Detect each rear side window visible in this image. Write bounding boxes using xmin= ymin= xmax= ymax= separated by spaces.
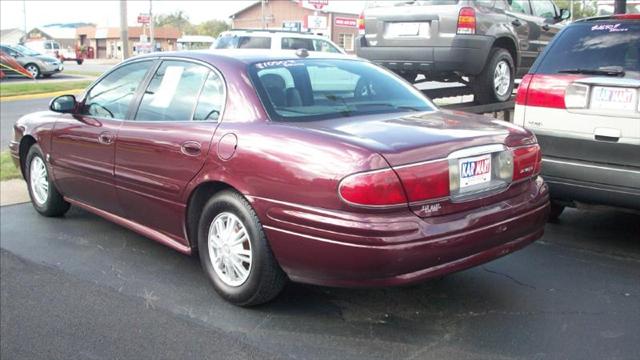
xmin=531 ymin=0 xmax=556 ymax=18
xmin=193 ymin=71 xmax=225 ymax=121
xmin=509 ymin=0 xmax=530 ymax=14
xmin=536 ymin=22 xmax=640 ymax=76
xmin=135 ymin=61 xmax=209 ymax=121
xmin=238 ymin=36 xmax=271 ymax=49
xmin=281 ymin=37 xmax=314 ymax=51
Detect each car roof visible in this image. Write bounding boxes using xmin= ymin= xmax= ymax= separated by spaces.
xmin=219 ymin=29 xmax=330 ymax=39
xmin=130 ymin=49 xmax=361 ymax=66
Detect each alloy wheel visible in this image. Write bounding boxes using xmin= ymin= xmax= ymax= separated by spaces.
xmin=207 ymin=212 xmax=253 ymax=287
xmin=29 ymin=156 xmax=49 ymax=206
xmin=493 ymin=60 xmax=511 ymax=98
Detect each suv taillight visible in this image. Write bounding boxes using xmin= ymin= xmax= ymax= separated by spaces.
xmin=358 ymin=12 xmax=365 ymax=35
xmin=515 ymin=74 xmax=584 ymax=109
xmin=339 ymin=168 xmax=407 ymax=207
xmin=457 ymin=7 xmax=476 ymax=35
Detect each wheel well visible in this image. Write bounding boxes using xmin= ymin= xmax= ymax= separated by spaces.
xmin=493 ymin=37 xmax=518 ymax=68
xmin=18 ymin=135 xmax=37 ymax=179
xmin=185 ymin=181 xmax=235 ymax=250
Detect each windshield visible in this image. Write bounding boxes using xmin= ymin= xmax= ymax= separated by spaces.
xmin=536 ymin=21 xmax=640 ymax=78
xmin=12 ymin=44 xmax=41 ymax=56
xmin=249 ymin=59 xmax=435 ymax=122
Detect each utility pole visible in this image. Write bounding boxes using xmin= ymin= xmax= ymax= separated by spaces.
xmin=22 ymin=0 xmax=27 ymax=35
xmin=261 ymin=0 xmax=265 ymax=29
xmin=149 ymin=0 xmax=154 ymax=52
xmin=119 ymin=0 xmax=130 ymax=60
xmin=614 ymin=0 xmax=627 ymax=14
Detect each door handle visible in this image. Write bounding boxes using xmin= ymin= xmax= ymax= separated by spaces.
xmin=512 ymin=19 xmax=522 ymax=27
xmin=542 ymin=24 xmax=550 ymax=31
xmin=181 ymin=141 xmax=201 ymax=156
xmin=98 ymin=132 xmax=114 ymax=145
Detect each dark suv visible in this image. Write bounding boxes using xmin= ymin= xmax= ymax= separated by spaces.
xmin=356 ymin=0 xmax=570 ymax=103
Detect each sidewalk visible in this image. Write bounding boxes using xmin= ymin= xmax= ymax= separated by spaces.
xmin=0 ymin=179 xmax=29 ymax=206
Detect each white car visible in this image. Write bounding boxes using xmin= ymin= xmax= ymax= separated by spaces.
xmin=514 ymin=14 xmax=640 ymax=219
xmin=23 ymin=40 xmax=84 ymax=64
xmin=211 ymin=29 xmax=346 ymax=54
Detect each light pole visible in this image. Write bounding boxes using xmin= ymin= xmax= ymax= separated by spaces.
xmin=614 ymin=0 xmax=627 ymax=14
xmin=149 ymin=0 xmax=154 ymax=52
xmin=120 ymin=0 xmax=130 ymax=59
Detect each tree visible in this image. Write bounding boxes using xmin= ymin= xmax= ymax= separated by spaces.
xmin=154 ymin=10 xmax=192 ymax=32
xmin=191 ymin=20 xmax=230 ymax=37
xmin=555 ymin=0 xmax=598 ymax=20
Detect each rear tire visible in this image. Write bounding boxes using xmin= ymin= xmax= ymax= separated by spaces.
xmin=472 ymin=48 xmax=514 ymax=104
xmin=76 ymin=59 xmax=84 ymax=65
xmin=26 ymin=144 xmax=70 ymax=217
xmin=197 ymin=190 xmax=286 ymax=306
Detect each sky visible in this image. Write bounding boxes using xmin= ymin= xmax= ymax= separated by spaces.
xmin=0 ymin=0 xmax=367 ymax=30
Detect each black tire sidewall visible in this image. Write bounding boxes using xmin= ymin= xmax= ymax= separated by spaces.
xmin=26 ymin=63 xmax=40 ymax=78
xmin=474 ymin=48 xmax=515 ymax=104
xmin=197 ymin=191 xmax=274 ymax=305
xmin=26 ymin=145 xmax=53 ymax=214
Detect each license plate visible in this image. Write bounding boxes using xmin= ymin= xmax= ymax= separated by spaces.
xmin=387 ymin=22 xmax=421 ymax=36
xmin=459 ymin=154 xmax=492 ymax=188
xmin=590 ymin=86 xmax=637 ymax=111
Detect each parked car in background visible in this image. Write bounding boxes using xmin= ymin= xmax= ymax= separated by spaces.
xmin=0 ymin=44 xmax=63 ymax=78
xmin=212 ymin=29 xmax=346 ymax=54
xmin=356 ymin=0 xmax=570 ymax=103
xmin=514 ymin=14 xmax=640 ymax=219
xmin=9 ymin=50 xmax=549 ymax=306
xmin=23 ymin=39 xmax=84 ymax=64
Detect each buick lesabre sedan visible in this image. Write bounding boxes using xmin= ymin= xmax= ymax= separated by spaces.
xmin=9 ymin=50 xmax=549 ymax=306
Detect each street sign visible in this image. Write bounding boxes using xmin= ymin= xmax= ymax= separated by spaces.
xmin=308 ymin=0 xmax=328 ymax=10
xmin=283 ymin=21 xmax=302 ymax=32
xmin=334 ymin=17 xmax=357 ymax=28
xmin=137 ymin=13 xmax=151 ymax=24
xmin=307 ymin=15 xmax=328 ymax=29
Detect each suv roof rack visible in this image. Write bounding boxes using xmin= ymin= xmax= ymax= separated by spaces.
xmin=575 ymin=13 xmax=640 ymax=22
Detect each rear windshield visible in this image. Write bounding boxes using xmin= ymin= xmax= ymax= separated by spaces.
xmin=214 ymin=35 xmax=271 ymax=49
xmin=249 ymin=59 xmax=434 ymax=122
xmin=536 ymin=21 xmax=640 ymax=77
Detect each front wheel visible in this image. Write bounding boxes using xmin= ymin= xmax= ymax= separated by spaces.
xmin=24 ymin=63 xmax=41 ymax=79
xmin=197 ymin=190 xmax=286 ymax=306
xmin=472 ymin=48 xmax=515 ymax=104
xmin=26 ymin=144 xmax=70 ymax=217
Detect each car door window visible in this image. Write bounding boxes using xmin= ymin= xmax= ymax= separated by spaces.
xmin=281 ymin=37 xmax=314 ymax=50
xmin=135 ymin=60 xmax=209 ymax=121
xmin=193 ymin=71 xmax=225 ymax=121
xmin=510 ymin=0 xmax=530 ymax=14
xmin=312 ymin=39 xmax=341 ymax=53
xmin=531 ymin=0 xmax=556 ymax=19
xmin=81 ymin=60 xmax=152 ymax=119
xmin=237 ymin=36 xmax=271 ymax=49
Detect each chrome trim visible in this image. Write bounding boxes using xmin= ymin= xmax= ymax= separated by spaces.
xmin=543 ymin=158 xmax=640 ymax=175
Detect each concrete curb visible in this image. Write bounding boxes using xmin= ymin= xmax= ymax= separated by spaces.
xmin=0 ymin=179 xmax=29 ymax=206
xmin=0 ymin=89 xmax=86 ymax=102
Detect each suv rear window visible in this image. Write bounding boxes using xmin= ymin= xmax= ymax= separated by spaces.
xmin=249 ymin=59 xmax=434 ymax=122
xmin=535 ymin=21 xmax=640 ymax=77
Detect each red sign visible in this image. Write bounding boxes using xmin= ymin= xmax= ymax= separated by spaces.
xmin=137 ymin=14 xmax=150 ymax=24
xmin=308 ymin=0 xmax=328 ymax=9
xmin=335 ymin=17 xmax=357 ymax=28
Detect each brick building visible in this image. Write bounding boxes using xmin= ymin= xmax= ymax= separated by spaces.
xmin=229 ymin=0 xmax=360 ymax=53
xmin=76 ymin=26 xmax=180 ymax=59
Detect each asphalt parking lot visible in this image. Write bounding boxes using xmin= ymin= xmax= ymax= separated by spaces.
xmin=1 ymin=203 xmax=639 ymax=360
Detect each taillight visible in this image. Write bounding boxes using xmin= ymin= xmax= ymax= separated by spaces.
xmin=515 ymin=74 xmax=533 ymax=105
xmin=564 ymin=82 xmax=590 ymax=109
xmin=457 ymin=7 xmax=476 ymax=35
xmin=394 ymin=160 xmax=450 ymax=203
xmin=518 ymin=74 xmax=586 ymax=109
xmin=613 ymin=14 xmax=640 ymax=20
xmin=358 ymin=12 xmax=365 ymax=35
xmin=512 ymin=144 xmax=541 ymax=181
xmin=339 ymin=168 xmax=407 ymax=207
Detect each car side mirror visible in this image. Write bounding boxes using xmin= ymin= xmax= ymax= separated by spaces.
xmin=559 ymin=8 xmax=571 ymax=21
xmin=49 ymin=95 xmax=77 ymax=113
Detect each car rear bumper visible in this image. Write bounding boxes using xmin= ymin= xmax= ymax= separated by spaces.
xmin=355 ymin=35 xmax=493 ymax=76
xmin=542 ymin=156 xmax=640 ymax=210
xmin=250 ymin=177 xmax=549 ymax=287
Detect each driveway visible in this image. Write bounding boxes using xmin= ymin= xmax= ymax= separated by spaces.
xmin=1 ymin=203 xmax=639 ymax=359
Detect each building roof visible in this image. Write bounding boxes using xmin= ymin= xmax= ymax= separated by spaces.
xmin=1 ymin=28 xmax=25 ymax=37
xmin=39 ymin=26 xmax=77 ymax=39
xmin=229 ymin=0 xmax=362 ymax=18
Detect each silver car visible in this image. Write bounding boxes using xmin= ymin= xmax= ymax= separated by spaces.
xmin=0 ymin=44 xmax=63 ymax=78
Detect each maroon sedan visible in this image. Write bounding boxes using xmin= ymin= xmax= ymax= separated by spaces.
xmin=9 ymin=50 xmax=549 ymax=306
